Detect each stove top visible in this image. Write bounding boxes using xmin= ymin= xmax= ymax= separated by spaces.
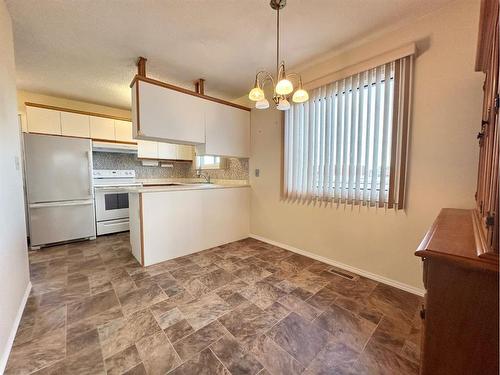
xmin=93 ymin=169 xmax=141 ymax=187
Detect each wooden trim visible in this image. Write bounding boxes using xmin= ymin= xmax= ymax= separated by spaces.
xmin=137 ymin=57 xmax=147 ymax=77
xmin=194 ymin=79 xmax=205 ymax=95
xmin=130 ymin=75 xmax=251 ymax=112
xmin=25 ymin=102 xmax=131 ymax=122
xmin=139 ymin=193 xmax=145 ymax=266
xmin=26 ymin=132 xmax=137 ymax=145
xmin=135 ymin=81 xmax=141 ymax=134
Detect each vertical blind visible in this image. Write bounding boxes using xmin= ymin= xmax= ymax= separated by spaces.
xmin=284 ymin=55 xmax=412 ymax=208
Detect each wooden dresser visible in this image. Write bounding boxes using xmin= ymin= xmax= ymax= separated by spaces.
xmin=416 ymin=209 xmax=499 ymax=375
xmin=416 ymin=1 xmax=499 ymax=374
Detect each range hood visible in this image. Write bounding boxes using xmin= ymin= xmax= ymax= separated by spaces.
xmin=92 ymin=141 xmax=138 ymax=154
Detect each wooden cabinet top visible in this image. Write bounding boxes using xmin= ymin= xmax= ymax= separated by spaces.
xmin=416 ymin=208 xmax=499 ymax=272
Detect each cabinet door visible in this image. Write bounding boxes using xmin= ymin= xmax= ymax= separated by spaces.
xmin=158 ymin=142 xmax=177 ymax=160
xmin=176 ymin=144 xmax=193 ymax=161
xmin=61 ymin=112 xmax=90 ymax=138
xmin=137 ymin=140 xmax=158 ymax=159
xmin=136 ymin=80 xmax=205 ymax=144
xmin=114 ymin=120 xmax=134 ymax=143
xmin=204 ymin=101 xmax=250 ymax=157
xmin=90 ymin=116 xmax=115 ymax=141
xmin=26 ymin=106 xmax=61 ymax=135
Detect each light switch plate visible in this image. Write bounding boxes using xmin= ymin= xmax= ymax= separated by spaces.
xmin=255 ymin=168 xmax=260 ymax=177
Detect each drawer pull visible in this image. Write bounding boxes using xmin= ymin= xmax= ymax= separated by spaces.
xmin=420 ymin=306 xmax=426 ymax=320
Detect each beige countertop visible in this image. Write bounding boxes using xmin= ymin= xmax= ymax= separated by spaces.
xmin=133 ymin=183 xmax=250 ymax=193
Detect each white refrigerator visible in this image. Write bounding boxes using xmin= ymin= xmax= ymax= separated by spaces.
xmin=24 ymin=133 xmax=96 ymax=249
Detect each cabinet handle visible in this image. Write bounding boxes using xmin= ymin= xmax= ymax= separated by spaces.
xmin=420 ymin=306 xmax=426 ymax=320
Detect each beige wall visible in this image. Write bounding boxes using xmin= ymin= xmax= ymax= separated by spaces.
xmin=0 ymin=1 xmax=30 ymax=371
xmin=17 ymin=90 xmax=131 ymax=131
xmin=248 ymin=0 xmax=483 ymax=291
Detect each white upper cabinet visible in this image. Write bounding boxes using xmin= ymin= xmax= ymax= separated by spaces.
xmin=132 ymin=80 xmax=205 ymax=144
xmin=27 ymin=106 xmax=61 ymax=135
xmin=132 ymin=78 xmax=251 ymax=158
xmin=90 ymin=116 xmax=115 ymax=141
xmin=114 ymin=120 xmax=134 ymax=143
xmin=60 ymin=112 xmax=90 ymax=138
xmin=157 ymin=142 xmax=177 ymax=160
xmin=176 ymin=144 xmax=194 ymax=161
xmin=199 ymin=100 xmax=250 ymax=158
xmin=137 ymin=140 xmax=158 ymax=159
xmin=138 ymin=140 xmax=193 ymax=161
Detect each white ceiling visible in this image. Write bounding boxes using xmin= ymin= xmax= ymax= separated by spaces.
xmin=7 ymin=0 xmax=454 ymax=109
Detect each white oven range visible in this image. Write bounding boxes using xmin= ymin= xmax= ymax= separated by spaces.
xmin=93 ymin=169 xmax=142 ymax=235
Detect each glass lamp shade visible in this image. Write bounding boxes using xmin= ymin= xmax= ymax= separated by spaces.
xmin=277 ymin=98 xmax=291 ymax=111
xmin=248 ymin=87 xmax=265 ymax=101
xmin=255 ymin=98 xmax=270 ymax=109
xmin=275 ymin=79 xmax=294 ymax=95
xmin=292 ymin=89 xmax=309 ymax=103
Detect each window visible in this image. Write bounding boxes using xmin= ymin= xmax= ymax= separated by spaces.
xmin=283 ymin=55 xmax=412 ymax=209
xmin=195 ymin=155 xmax=222 ymax=170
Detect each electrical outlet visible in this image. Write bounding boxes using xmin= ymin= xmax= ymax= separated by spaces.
xmin=255 ymin=168 xmax=260 ymax=177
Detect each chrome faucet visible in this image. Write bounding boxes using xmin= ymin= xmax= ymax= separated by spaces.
xmin=196 ymin=169 xmax=211 ymax=183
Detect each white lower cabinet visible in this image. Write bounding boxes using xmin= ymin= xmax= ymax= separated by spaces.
xmin=61 ymin=112 xmax=90 ymax=138
xmin=27 ymin=106 xmax=61 ymax=135
xmin=129 ymin=187 xmax=250 ymax=266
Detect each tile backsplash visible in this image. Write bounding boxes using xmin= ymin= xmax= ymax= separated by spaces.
xmin=92 ymin=152 xmax=249 ymax=180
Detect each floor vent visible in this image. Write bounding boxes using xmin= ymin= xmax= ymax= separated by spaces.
xmin=328 ymin=268 xmax=356 ymax=280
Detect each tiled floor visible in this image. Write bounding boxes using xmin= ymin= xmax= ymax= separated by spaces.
xmin=6 ymin=233 xmax=423 ymax=375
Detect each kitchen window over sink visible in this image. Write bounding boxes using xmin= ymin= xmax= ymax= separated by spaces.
xmin=196 ymin=155 xmax=223 ymax=170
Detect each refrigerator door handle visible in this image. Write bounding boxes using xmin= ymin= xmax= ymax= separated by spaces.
xmin=87 ymin=150 xmax=93 ymax=195
xmin=29 ymin=200 xmax=94 ymax=208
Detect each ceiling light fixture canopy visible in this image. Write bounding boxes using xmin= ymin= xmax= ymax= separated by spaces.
xmin=248 ymin=0 xmax=309 ymax=111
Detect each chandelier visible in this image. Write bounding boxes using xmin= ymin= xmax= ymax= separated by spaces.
xmin=248 ymin=0 xmax=309 ymax=111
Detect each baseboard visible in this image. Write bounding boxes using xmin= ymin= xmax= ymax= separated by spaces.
xmin=0 ymin=281 xmax=32 ymax=374
xmin=249 ymin=234 xmax=425 ymax=297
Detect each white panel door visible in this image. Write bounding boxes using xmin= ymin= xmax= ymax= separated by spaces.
xmin=158 ymin=142 xmax=177 ymax=160
xmin=90 ymin=116 xmax=115 ymax=141
xmin=61 ymin=112 xmax=90 ymax=138
xmin=114 ymin=120 xmax=134 ymax=143
xmin=138 ymin=80 xmax=205 ymax=144
xmin=27 ymin=106 xmax=61 ymax=135
xmin=204 ymin=101 xmax=250 ymax=157
xmin=137 ymin=140 xmax=158 ymax=159
xmin=176 ymin=144 xmax=194 ymax=160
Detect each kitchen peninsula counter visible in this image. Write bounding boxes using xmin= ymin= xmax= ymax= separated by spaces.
xmin=128 ymin=184 xmax=250 ymax=266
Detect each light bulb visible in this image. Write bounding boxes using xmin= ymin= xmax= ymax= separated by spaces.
xmin=275 ymin=79 xmax=294 ymax=95
xmin=277 ymin=98 xmax=290 ymax=111
xmin=256 ymin=98 xmax=269 ymax=109
xmin=248 ymin=87 xmax=265 ymax=101
xmin=292 ymin=89 xmax=309 ymax=103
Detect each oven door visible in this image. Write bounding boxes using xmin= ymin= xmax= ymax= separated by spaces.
xmin=95 ymin=189 xmax=130 ymax=222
